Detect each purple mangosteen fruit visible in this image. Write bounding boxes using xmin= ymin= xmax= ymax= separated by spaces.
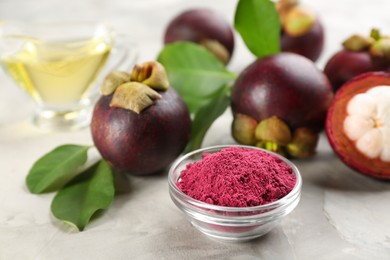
xmin=91 ymin=61 xmax=191 ymax=175
xmin=324 ymin=29 xmax=390 ymax=92
xmin=231 ymin=52 xmax=333 ymax=158
xmin=163 ymin=8 xmax=235 ymax=64
xmin=277 ymin=0 xmax=324 ymax=62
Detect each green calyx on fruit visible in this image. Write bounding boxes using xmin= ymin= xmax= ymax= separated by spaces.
xmin=256 ymin=141 xmax=287 ymax=157
xmin=343 ymin=85 xmax=390 ymax=162
xmin=286 ymin=128 xmax=319 ymax=158
xmin=101 ymin=61 xmax=170 ymax=114
xmin=232 ymin=113 xmax=257 ymax=145
xmin=255 ymin=116 xmax=292 ymax=146
xmin=276 ymin=0 xmax=316 ymax=37
xmin=342 ymin=35 xmax=374 ymax=52
xmin=370 ymin=28 xmax=381 ymax=41
xmin=283 ymin=6 xmax=316 ymax=37
xmin=276 ymin=0 xmax=298 ymax=25
xmin=232 ymin=113 xmax=319 ymax=158
xmin=342 ymin=29 xmax=390 ymax=60
xmin=369 ymin=38 xmax=390 ymax=59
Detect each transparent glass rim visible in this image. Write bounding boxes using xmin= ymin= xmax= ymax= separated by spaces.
xmin=0 ymin=20 xmax=115 ymax=46
xmin=168 ymin=144 xmax=303 ymax=213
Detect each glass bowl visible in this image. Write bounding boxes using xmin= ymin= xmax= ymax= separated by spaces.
xmin=168 ymin=145 xmax=302 ymax=241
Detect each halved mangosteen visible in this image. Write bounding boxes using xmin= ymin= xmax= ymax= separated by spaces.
xmin=326 ymin=71 xmax=390 ymax=179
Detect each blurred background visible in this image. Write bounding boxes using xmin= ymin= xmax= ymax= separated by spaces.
xmin=1 ymin=0 xmax=389 ymax=127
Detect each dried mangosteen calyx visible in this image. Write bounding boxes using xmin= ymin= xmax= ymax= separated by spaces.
xmin=100 ymin=61 xmax=170 ymax=113
xmin=343 ymin=85 xmax=390 ymax=162
xmin=101 ymin=71 xmax=132 ymax=95
xmin=255 ymin=116 xmax=292 ymax=146
xmin=200 ymin=38 xmax=230 ymax=65
xmin=130 ymin=61 xmax=169 ymax=91
xmin=110 ymin=82 xmax=162 ymax=114
xmin=286 ymin=128 xmax=319 ymax=158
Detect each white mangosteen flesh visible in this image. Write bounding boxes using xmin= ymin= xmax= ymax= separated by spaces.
xmin=343 ymin=86 xmax=390 ymax=162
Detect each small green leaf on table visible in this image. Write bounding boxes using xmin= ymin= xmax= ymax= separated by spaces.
xmin=51 ymin=160 xmax=114 ymax=231
xmin=157 ymin=42 xmax=237 ymax=114
xmin=184 ymin=86 xmax=231 ymax=152
xmin=234 ymin=0 xmax=281 ymax=58
xmin=26 ymin=144 xmax=92 ymax=194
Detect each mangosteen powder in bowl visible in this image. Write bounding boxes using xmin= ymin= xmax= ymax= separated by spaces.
xmin=168 ymin=145 xmax=302 ymax=241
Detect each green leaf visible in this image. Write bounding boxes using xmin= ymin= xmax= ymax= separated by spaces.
xmin=157 ymin=42 xmax=237 ymax=113
xmin=51 ymin=160 xmax=114 ymax=231
xmin=26 ymin=144 xmax=92 ymax=194
xmin=234 ymin=0 xmax=281 ymax=58
xmin=184 ymin=86 xmax=231 ymax=152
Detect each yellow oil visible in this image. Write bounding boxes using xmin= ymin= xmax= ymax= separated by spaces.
xmin=1 ymin=38 xmax=111 ymax=105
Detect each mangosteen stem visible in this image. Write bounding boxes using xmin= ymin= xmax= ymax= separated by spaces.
xmin=370 ymin=28 xmax=381 ymax=41
xmin=130 ymin=61 xmax=169 ymax=91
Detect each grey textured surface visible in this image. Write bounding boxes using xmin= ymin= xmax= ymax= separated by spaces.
xmin=1 ymin=0 xmax=390 ymax=259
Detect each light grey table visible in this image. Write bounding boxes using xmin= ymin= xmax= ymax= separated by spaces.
xmin=1 ymin=0 xmax=390 ymax=259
